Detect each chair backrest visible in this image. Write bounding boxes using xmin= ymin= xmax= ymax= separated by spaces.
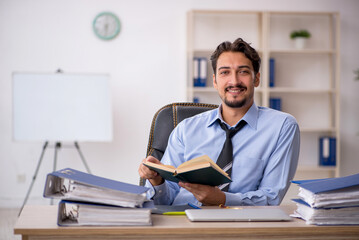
xmin=140 ymin=102 xmax=218 ymax=186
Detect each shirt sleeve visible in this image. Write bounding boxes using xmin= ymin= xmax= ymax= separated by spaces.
xmin=225 ymin=116 xmax=300 ymax=206
xmin=147 ymin=125 xmax=185 ymax=205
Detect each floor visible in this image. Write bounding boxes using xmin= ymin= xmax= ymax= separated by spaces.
xmin=0 ymin=208 xmax=21 ymax=240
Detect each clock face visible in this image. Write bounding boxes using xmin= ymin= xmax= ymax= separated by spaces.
xmin=93 ymin=12 xmax=121 ymax=40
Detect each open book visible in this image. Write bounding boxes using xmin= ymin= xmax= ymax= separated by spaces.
xmin=143 ymin=155 xmax=231 ymax=186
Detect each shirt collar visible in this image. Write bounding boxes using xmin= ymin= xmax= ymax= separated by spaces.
xmin=207 ymin=103 xmax=258 ymax=130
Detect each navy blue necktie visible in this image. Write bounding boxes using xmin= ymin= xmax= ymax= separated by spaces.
xmin=216 ymin=120 xmax=247 ymax=191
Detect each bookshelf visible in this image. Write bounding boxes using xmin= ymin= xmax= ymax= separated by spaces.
xmin=186 ymin=10 xmax=340 ymax=181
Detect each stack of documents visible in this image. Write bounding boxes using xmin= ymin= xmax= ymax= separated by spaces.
xmin=44 ymin=168 xmax=152 ymax=226
xmin=58 ymin=200 xmax=152 ymax=226
xmin=291 ymin=173 xmax=359 ymax=225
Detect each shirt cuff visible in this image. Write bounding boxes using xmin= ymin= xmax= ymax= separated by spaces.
xmin=153 ymin=182 xmax=167 ymax=199
xmin=224 ymin=192 xmax=243 ymax=206
xmin=144 ymin=179 xmax=167 ymax=200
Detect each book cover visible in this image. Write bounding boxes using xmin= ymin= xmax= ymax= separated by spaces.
xmin=269 ymin=58 xmax=275 ymax=87
xmin=193 ymin=57 xmax=200 ymax=87
xmin=193 ymin=57 xmax=207 ymax=87
xmin=199 ymin=57 xmax=207 ymax=87
xmin=143 ymin=155 xmax=231 ymax=186
xmin=319 ymin=137 xmax=336 ymax=166
xmin=269 ymin=98 xmax=281 ymax=111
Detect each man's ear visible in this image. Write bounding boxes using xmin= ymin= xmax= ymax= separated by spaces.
xmin=254 ymin=72 xmax=260 ymax=87
xmin=213 ymin=74 xmax=218 ymax=89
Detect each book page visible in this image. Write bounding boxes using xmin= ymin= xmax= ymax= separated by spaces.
xmin=143 ymin=162 xmax=176 ymax=172
xmin=177 ymin=155 xmax=213 ymax=168
xmin=177 ymin=155 xmax=228 ymax=177
xmin=176 ymin=162 xmax=211 ymax=174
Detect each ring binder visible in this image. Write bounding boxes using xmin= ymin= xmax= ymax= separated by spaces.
xmin=44 ymin=168 xmax=150 ymax=208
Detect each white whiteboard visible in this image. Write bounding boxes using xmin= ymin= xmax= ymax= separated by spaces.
xmin=13 ymin=72 xmax=113 ymax=142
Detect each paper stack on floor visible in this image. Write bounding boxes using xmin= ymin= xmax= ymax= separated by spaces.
xmin=291 ymin=173 xmax=359 ymax=225
xmin=44 ymin=168 xmax=152 ymax=226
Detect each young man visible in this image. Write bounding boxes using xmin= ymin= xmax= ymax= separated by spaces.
xmin=138 ymin=38 xmax=300 ymax=206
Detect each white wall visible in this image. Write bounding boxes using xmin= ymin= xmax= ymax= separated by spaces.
xmin=1 ymin=0 xmax=359 ymax=207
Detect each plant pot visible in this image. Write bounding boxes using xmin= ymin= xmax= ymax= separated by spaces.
xmin=294 ymin=37 xmax=307 ymax=49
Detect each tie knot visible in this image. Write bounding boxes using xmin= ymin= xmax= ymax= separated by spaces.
xmin=218 ymin=120 xmax=247 ymax=139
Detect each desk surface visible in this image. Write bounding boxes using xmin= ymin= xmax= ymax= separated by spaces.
xmin=14 ymin=205 xmax=359 ymax=240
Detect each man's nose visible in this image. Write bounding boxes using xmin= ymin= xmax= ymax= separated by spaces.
xmin=229 ymin=71 xmax=242 ymax=85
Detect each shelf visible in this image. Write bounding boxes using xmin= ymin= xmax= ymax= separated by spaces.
xmin=297 ymin=165 xmax=336 ymax=172
xmin=190 ymin=87 xmax=266 ymax=94
xmin=192 ymin=49 xmax=213 ymax=54
xmin=193 ymin=49 xmax=264 ymax=54
xmin=268 ymin=88 xmax=336 ymax=94
xmin=300 ymin=127 xmax=337 ymax=133
xmin=187 ymin=10 xmax=340 ymax=178
xmin=270 ymin=49 xmax=336 ymax=54
xmin=191 ymin=87 xmax=216 ymax=93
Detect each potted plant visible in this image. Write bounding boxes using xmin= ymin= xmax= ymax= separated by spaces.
xmin=290 ymin=30 xmax=311 ymax=49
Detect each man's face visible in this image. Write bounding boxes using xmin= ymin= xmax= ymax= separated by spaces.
xmin=213 ymin=51 xmax=260 ymax=109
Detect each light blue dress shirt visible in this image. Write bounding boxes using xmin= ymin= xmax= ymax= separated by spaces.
xmin=145 ymin=103 xmax=300 ymax=206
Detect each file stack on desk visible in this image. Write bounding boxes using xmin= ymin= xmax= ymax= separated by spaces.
xmin=43 ymin=168 xmax=152 ymax=226
xmin=291 ymin=173 xmax=359 ymax=225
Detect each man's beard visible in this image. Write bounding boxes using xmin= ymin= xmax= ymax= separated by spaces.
xmin=221 ymin=84 xmax=249 ymax=108
xmin=223 ymin=97 xmax=247 ymax=108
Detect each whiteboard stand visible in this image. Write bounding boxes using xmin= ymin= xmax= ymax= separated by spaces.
xmin=18 ymin=141 xmax=91 ymax=216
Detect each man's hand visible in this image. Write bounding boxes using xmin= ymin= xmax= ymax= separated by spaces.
xmin=178 ymin=182 xmax=226 ymax=206
xmin=138 ymin=156 xmax=164 ymax=186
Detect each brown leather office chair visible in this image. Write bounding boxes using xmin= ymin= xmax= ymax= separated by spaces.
xmin=139 ymin=102 xmax=218 ymax=186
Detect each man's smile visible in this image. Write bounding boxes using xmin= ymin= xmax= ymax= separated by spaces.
xmin=225 ymin=86 xmax=247 ymax=94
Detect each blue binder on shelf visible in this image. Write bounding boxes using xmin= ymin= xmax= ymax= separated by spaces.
xmin=319 ymin=137 xmax=336 ymax=166
xmin=193 ymin=97 xmax=200 ymax=103
xmin=269 ymin=98 xmax=281 ymax=111
xmin=43 ymin=168 xmax=149 ymax=208
xmin=269 ymin=58 xmax=275 ymax=87
xmin=193 ymin=57 xmax=207 ymax=87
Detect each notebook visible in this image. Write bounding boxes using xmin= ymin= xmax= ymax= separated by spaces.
xmin=185 ymin=208 xmax=292 ymax=222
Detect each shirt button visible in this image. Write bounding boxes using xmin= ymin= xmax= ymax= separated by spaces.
xmin=158 ymin=190 xmax=163 ymax=193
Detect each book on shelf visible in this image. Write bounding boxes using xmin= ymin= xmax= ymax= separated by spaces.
xmin=319 ymin=136 xmax=336 ymax=166
xmin=43 ymin=168 xmax=150 ymax=208
xmin=291 ymin=173 xmax=359 ymax=225
xmin=269 ymin=58 xmax=275 ymax=87
xmin=269 ymin=98 xmax=281 ymax=111
xmin=193 ymin=57 xmax=207 ymax=87
xmin=58 ymin=200 xmax=152 ymax=226
xmin=143 ymin=155 xmax=231 ymax=186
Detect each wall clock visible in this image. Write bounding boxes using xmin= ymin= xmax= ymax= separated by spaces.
xmin=93 ymin=12 xmax=121 ymax=40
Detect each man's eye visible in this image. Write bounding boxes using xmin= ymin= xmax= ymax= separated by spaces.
xmin=239 ymin=70 xmax=250 ymax=75
xmin=220 ymin=71 xmax=229 ymax=75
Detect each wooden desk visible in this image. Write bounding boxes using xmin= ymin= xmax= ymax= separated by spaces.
xmin=14 ymin=205 xmax=359 ymax=240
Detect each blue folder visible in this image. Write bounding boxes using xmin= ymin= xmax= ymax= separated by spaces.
xmin=292 ymin=173 xmax=359 ymax=193
xmin=43 ymin=168 xmax=149 ymax=208
xmin=44 ymin=168 xmax=148 ymax=195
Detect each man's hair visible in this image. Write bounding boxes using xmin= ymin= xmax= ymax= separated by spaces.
xmin=210 ymin=38 xmax=261 ymax=75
